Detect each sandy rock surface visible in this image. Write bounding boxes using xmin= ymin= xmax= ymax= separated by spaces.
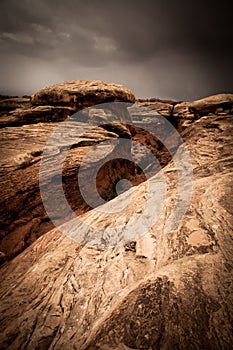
xmin=0 ymin=111 xmax=232 ymax=349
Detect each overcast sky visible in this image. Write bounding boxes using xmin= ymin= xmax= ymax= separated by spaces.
xmin=0 ymin=0 xmax=232 ymax=100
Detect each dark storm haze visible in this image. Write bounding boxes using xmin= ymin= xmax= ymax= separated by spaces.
xmin=0 ymin=0 xmax=232 ymax=100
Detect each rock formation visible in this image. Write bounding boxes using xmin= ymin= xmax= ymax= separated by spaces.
xmin=31 ymin=80 xmax=135 ymax=107
xmin=0 ymin=97 xmax=31 ymax=114
xmin=0 ymin=83 xmax=232 ymax=349
xmin=139 ymin=93 xmax=233 ymax=129
xmin=0 ymin=81 xmax=137 ymax=261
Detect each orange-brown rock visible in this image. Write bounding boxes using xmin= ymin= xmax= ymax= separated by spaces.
xmin=1 ymin=92 xmax=233 ymax=262
xmin=0 ymin=97 xmax=31 ymax=113
xmin=0 ymin=111 xmax=232 ymax=349
xmin=0 ymin=105 xmax=75 ymax=127
xmin=0 ymin=81 xmax=137 ymax=262
xmin=0 ymin=116 xmax=138 ymax=261
xmin=138 ymin=93 xmax=233 ymax=129
xmin=31 ymin=80 xmax=135 ymax=107
xmin=172 ymin=93 xmax=233 ymax=128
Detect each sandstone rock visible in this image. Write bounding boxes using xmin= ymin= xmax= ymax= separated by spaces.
xmin=1 ymin=91 xmax=233 ymax=262
xmin=136 ymin=100 xmax=173 ymax=117
xmin=0 ymin=251 xmax=6 ymax=264
xmin=0 ymin=112 xmax=232 ymax=349
xmin=137 ymin=94 xmax=233 ymax=130
xmin=0 ymin=89 xmax=233 ymax=349
xmin=0 ymin=97 xmax=31 ymax=113
xmin=0 ymin=81 xmax=136 ymax=261
xmin=31 ymin=80 xmax=135 ymax=107
xmin=173 ymin=93 xmax=233 ymax=128
xmin=0 ymin=80 xmax=135 ymax=128
xmin=0 ymin=105 xmax=76 ymax=127
xmin=0 ymin=103 xmax=142 ymax=261
xmin=190 ymin=93 xmax=233 ymax=113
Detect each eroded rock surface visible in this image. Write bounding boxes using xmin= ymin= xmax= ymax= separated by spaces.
xmin=31 ymin=80 xmax=135 ymax=107
xmin=0 ymin=110 xmax=232 ymax=349
xmin=0 ymin=81 xmax=137 ymax=261
xmin=0 ymin=97 xmax=31 ymax=114
xmin=1 ymin=92 xmax=233 ymax=262
xmin=138 ymin=93 xmax=233 ymax=129
xmin=0 ymin=105 xmax=75 ymax=127
xmin=0 ymin=112 xmax=142 ymax=261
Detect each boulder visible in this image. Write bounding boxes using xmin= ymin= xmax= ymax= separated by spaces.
xmin=31 ymin=80 xmax=135 ymax=108
xmin=189 ymin=93 xmax=233 ymax=114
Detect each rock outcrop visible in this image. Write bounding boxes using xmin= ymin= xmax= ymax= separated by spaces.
xmin=0 ymin=97 xmax=31 ymax=114
xmin=137 ymin=100 xmax=173 ymax=117
xmin=1 ymin=90 xmax=233 ymax=263
xmin=31 ymin=80 xmax=135 ymax=107
xmin=0 ymin=81 xmax=138 ymax=261
xmin=0 ymin=107 xmax=232 ymax=349
xmin=0 ymin=80 xmax=135 ymax=128
xmin=0 ymin=106 xmax=74 ymax=128
xmin=0 ymin=121 xmax=128 ymax=260
xmin=172 ymin=93 xmax=233 ymax=128
xmin=138 ymin=93 xmax=233 ymax=129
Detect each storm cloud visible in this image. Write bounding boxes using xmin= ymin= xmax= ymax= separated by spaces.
xmin=0 ymin=0 xmax=232 ymax=99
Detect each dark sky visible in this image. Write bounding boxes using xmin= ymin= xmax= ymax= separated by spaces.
xmin=0 ymin=0 xmax=232 ymax=100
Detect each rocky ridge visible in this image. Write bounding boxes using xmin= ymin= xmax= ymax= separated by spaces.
xmin=0 ymin=82 xmax=232 ymax=349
